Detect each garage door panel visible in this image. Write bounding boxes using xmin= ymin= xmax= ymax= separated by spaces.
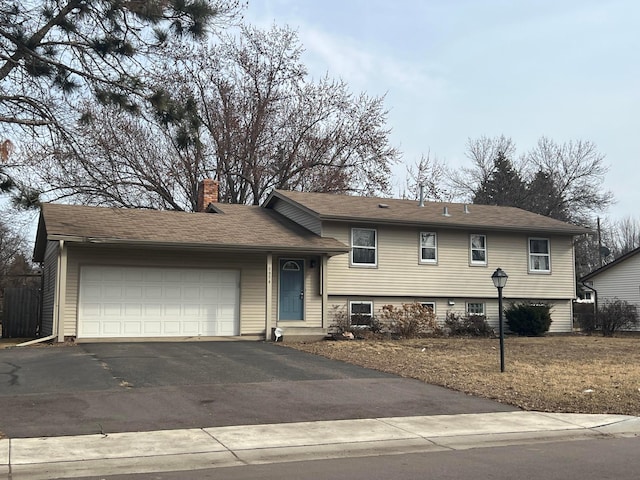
xmin=104 ymin=286 xmax=123 ymax=298
xmin=104 ymin=304 xmax=122 ymax=316
xmin=81 ymin=321 xmax=101 ymax=336
xmin=144 ymin=304 xmax=162 ymax=316
xmin=123 ymin=322 xmax=141 ymax=335
xmin=124 ymin=304 xmax=142 ymax=316
xmin=145 ymin=286 xmax=163 ymax=299
xmin=143 ymin=270 xmax=163 ymax=282
xmin=125 ymin=287 xmax=143 ymax=299
xmin=143 ymin=321 xmax=161 ymax=335
xmin=164 ymin=288 xmax=182 ymax=300
xmin=163 ymin=321 xmax=181 ymax=335
xmin=102 ymin=269 xmax=124 ymax=281
xmin=183 ymin=304 xmax=200 ymax=316
xmin=78 ymin=266 xmax=240 ymax=338
xmin=102 ymin=321 xmax=122 ymax=335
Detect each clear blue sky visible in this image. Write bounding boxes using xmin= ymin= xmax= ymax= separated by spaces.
xmin=244 ymin=0 xmax=640 ymax=221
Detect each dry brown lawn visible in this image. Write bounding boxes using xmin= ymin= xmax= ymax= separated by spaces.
xmin=287 ymin=336 xmax=640 ymax=416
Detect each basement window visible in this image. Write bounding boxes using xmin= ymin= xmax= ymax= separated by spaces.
xmin=349 ymin=301 xmax=373 ymax=326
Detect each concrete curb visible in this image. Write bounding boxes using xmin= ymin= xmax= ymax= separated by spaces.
xmin=2 ymin=412 xmax=639 ymax=479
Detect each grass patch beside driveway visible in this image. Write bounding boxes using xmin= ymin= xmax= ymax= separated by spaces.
xmin=287 ymin=336 xmax=640 ymax=416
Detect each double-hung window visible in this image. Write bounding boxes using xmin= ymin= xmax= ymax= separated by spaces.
xmin=350 ymin=301 xmax=373 ymax=326
xmin=470 ymin=234 xmax=487 ymax=265
xmin=420 ymin=232 xmax=437 ymax=264
xmin=467 ymin=303 xmax=485 ymax=316
xmin=529 ymin=238 xmax=550 ymax=273
xmin=351 ymin=228 xmax=377 ymax=266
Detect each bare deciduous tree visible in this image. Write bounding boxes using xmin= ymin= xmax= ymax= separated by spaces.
xmin=526 ymin=137 xmax=613 ymax=225
xmin=405 ymin=151 xmax=452 ymax=201
xmin=448 ymin=135 xmax=518 ymax=201
xmin=22 ymin=24 xmax=399 ymax=209
xmin=448 ymin=135 xmax=612 ymax=226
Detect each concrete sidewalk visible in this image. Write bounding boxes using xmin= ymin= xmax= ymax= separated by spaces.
xmin=2 ymin=411 xmax=639 ymax=480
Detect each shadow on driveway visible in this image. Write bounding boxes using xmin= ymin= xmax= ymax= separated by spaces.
xmin=0 ymin=342 xmax=517 ymax=438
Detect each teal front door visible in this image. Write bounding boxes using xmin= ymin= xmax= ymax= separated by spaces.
xmin=279 ymin=259 xmax=304 ymax=320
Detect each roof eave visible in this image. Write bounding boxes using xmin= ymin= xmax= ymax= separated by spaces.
xmin=581 ymin=246 xmax=640 ymax=281
xmin=316 ymin=215 xmax=592 ymax=236
xmin=50 ymin=235 xmax=349 ymax=257
xmin=263 ymin=190 xmax=322 ymax=219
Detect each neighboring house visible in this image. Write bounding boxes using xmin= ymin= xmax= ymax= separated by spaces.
xmin=33 ymin=180 xmax=590 ymax=342
xmin=580 ymin=246 xmax=640 ymax=330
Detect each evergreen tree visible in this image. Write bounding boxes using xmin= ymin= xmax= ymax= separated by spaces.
xmin=472 ymin=151 xmax=527 ymax=208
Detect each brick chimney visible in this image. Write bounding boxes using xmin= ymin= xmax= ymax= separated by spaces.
xmin=196 ymin=179 xmax=219 ymax=212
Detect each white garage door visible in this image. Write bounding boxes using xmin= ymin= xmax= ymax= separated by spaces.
xmin=78 ymin=266 xmax=240 ymax=338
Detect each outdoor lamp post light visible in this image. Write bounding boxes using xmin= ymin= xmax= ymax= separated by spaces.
xmin=491 ymin=268 xmax=508 ymax=372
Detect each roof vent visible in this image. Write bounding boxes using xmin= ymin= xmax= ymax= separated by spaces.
xmin=442 ymin=206 xmax=451 ymax=217
xmin=378 ymin=203 xmax=389 ymax=209
xmin=418 ymin=185 xmax=425 ymax=207
xmin=463 ymin=204 xmax=470 ymax=214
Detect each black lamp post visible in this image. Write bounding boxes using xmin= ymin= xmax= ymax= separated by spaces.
xmin=491 ymin=268 xmax=508 ymax=372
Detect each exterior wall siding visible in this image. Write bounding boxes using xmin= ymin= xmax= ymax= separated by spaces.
xmin=323 ymin=223 xmax=576 ymax=300
xmin=63 ymin=245 xmax=268 ymax=337
xmin=328 ymin=296 xmax=573 ymax=333
xmin=271 ymin=200 xmax=322 ymax=235
xmin=322 ymin=222 xmax=576 ymax=332
xmin=591 ymin=254 xmax=640 ymax=331
xmin=40 ymin=241 xmax=59 ymax=336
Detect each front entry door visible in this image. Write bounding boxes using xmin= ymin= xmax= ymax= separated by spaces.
xmin=279 ymin=259 xmax=304 ymax=320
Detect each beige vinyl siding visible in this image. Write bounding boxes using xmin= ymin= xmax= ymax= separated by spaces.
xmin=328 ymin=296 xmax=573 ymax=333
xmin=40 ymin=241 xmax=59 ymax=336
xmin=592 ymin=254 xmax=640 ymax=305
xmin=63 ymin=245 xmax=267 ymax=337
xmin=271 ymin=200 xmax=322 ymax=235
xmin=271 ymin=257 xmax=323 ymax=327
xmin=591 ymin=254 xmax=640 ymax=331
xmin=323 ymin=223 xmax=576 ymax=300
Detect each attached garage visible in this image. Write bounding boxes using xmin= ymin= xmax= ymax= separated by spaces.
xmin=78 ymin=266 xmax=240 ymax=338
xmin=33 ymin=200 xmax=349 ymax=342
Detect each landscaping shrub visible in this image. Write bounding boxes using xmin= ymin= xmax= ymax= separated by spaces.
xmin=574 ymin=302 xmax=597 ymax=334
xmin=329 ymin=305 xmax=351 ymax=334
xmin=444 ymin=312 xmax=494 ymax=337
xmin=379 ymin=303 xmax=441 ymax=338
xmin=598 ymin=299 xmax=638 ymax=336
xmin=328 ymin=305 xmax=382 ymax=339
xmin=505 ymin=302 xmax=552 ymax=336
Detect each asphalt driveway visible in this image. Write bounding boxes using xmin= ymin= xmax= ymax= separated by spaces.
xmin=0 ymin=342 xmax=516 ymax=438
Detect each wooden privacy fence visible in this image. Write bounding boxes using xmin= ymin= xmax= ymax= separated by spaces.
xmin=2 ymin=287 xmax=41 ymax=338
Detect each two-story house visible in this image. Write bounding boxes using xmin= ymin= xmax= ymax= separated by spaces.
xmin=33 ymin=180 xmax=589 ymax=342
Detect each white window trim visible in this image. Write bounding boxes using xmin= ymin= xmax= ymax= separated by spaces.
xmin=419 ymin=232 xmax=438 ymax=264
xmin=351 ymin=228 xmax=377 ymax=267
xmin=467 ymin=302 xmax=485 ymax=316
xmin=349 ymin=300 xmax=374 ymax=327
xmin=528 ymin=237 xmax=551 ymax=273
xmin=420 ymin=302 xmax=436 ymax=314
xmin=470 ymin=234 xmax=487 ymax=266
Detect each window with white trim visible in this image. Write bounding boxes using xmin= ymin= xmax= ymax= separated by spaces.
xmin=351 ymin=228 xmax=377 ymax=266
xmin=467 ymin=303 xmax=485 ymax=316
xmin=419 ymin=232 xmax=437 ymax=263
xmin=349 ymin=301 xmax=373 ymax=326
xmin=420 ymin=302 xmax=436 ymax=314
xmin=529 ymin=238 xmax=550 ymax=272
xmin=470 ymin=234 xmax=487 ymax=265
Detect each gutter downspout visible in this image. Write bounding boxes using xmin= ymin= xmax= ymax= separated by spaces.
xmin=52 ymin=240 xmax=67 ymax=343
xmin=15 ymin=335 xmax=57 ymax=347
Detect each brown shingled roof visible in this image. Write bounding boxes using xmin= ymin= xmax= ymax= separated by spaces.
xmin=33 ymin=202 xmax=349 ymax=262
xmin=267 ymin=190 xmax=591 ymax=235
